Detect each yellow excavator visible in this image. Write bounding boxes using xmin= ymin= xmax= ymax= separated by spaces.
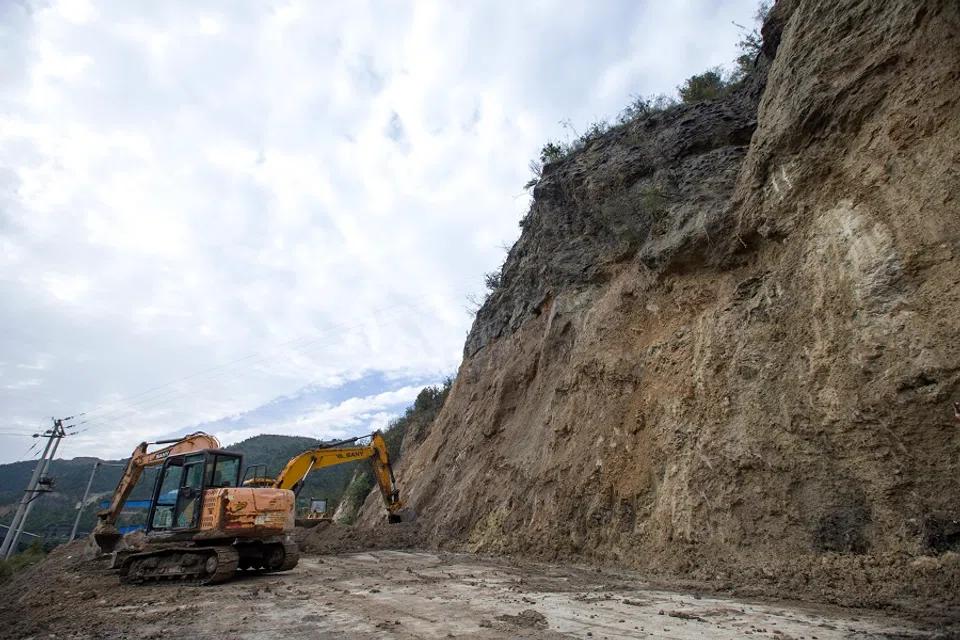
xmin=93 ymin=432 xmax=298 ymax=585
xmin=243 ymin=430 xmax=405 ymax=524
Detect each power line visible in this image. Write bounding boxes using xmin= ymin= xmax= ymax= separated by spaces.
xmin=71 ymin=294 xmax=448 ymax=426
xmin=70 ymin=307 xmax=423 ymax=433
xmin=5 ymin=286 xmax=476 ymax=468
xmin=78 ymin=305 xmax=426 ymax=430
xmin=13 ymin=440 xmax=41 ymax=462
xmin=74 ymin=305 xmax=419 ymax=426
xmin=69 ymin=304 xmax=430 ymax=434
xmin=7 ymin=418 xmax=50 ymax=462
xmin=0 ymin=424 xmax=45 ymax=436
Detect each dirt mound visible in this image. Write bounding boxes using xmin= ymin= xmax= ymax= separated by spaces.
xmin=0 ymin=539 xmax=127 ymax=639
xmin=0 ymin=524 xmax=426 ymax=639
xmin=495 ymin=609 xmax=550 ymax=630
xmin=292 ymin=521 xmax=424 ymax=555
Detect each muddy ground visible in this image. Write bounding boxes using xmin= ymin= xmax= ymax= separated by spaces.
xmin=1 ymin=527 xmax=957 ymax=639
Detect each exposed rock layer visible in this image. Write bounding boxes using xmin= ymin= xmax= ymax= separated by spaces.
xmin=371 ymin=0 xmax=960 ymax=609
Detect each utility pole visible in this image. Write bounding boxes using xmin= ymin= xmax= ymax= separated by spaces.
xmin=69 ymin=461 xmax=100 ymax=542
xmin=68 ymin=461 xmax=125 ymax=542
xmin=0 ymin=424 xmax=55 ymax=558
xmin=1 ymin=418 xmax=68 ymax=559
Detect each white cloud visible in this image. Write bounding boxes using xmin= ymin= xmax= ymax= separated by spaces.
xmin=207 ymin=384 xmax=426 ymax=447
xmin=0 ymin=0 xmax=758 ymax=462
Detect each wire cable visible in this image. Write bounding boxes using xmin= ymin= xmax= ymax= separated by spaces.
xmin=13 ymin=436 xmax=42 ymax=462
xmin=70 ymin=294 xmax=450 ymax=426
xmin=69 ymin=294 xmax=448 ymax=424
xmin=70 ymin=304 xmax=430 ymax=433
xmin=75 ymin=305 xmax=418 ymax=425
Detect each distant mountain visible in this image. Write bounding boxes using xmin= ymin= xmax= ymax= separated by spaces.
xmin=0 ymin=380 xmax=453 ymax=541
xmin=164 ymin=371 xmax=440 ymax=446
xmin=0 ymin=433 xmax=368 ymax=537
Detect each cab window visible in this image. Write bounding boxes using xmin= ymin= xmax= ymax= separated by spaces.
xmin=208 ymin=455 xmax=241 ymax=488
xmin=151 ymin=459 xmax=183 ymax=529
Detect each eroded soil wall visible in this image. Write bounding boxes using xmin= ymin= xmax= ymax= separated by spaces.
xmin=380 ymin=0 xmax=960 ymax=609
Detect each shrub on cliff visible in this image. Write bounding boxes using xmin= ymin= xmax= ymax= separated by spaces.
xmin=731 ymin=1 xmax=771 ymax=82
xmin=617 ymin=93 xmax=678 ymax=124
xmin=678 ymin=67 xmax=731 ymax=103
xmin=522 ymin=0 xmax=770 ymax=188
xmin=483 ymin=270 xmax=501 ymax=291
xmin=676 ymin=2 xmax=770 ymax=103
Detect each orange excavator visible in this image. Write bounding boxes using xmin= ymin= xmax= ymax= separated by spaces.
xmin=244 ymin=430 xmax=405 ymax=524
xmin=93 ymin=432 xmax=298 ymax=584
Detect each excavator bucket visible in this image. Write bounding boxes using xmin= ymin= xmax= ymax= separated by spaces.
xmin=390 ymin=506 xmax=415 ymax=524
xmin=93 ymin=527 xmax=123 ymax=554
xmin=295 ymin=518 xmax=331 ymax=528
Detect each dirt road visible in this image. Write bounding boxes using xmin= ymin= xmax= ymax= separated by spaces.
xmin=2 ymin=542 xmax=952 ymax=639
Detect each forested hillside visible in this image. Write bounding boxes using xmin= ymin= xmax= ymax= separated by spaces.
xmin=0 ymin=433 xmax=368 ymax=536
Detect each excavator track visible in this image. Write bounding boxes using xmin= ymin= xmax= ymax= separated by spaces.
xmin=119 ymin=546 xmax=240 ymax=585
xmin=205 ymin=547 xmax=241 ymax=584
xmin=236 ymin=538 xmax=300 ymax=574
xmin=273 ymin=538 xmax=300 ymax=572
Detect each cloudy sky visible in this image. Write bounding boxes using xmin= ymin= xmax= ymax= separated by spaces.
xmin=0 ymin=0 xmax=757 ymax=463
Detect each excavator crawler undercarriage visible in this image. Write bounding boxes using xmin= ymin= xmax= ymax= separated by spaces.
xmin=117 ymin=538 xmax=300 ymax=585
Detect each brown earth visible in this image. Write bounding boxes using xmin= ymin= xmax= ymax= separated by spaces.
xmin=0 ymin=534 xmax=954 ymax=639
xmin=371 ymin=0 xmax=960 ymax=617
xmin=291 ymin=520 xmax=424 ymax=555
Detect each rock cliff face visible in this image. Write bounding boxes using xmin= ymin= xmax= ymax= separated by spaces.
xmin=380 ymin=0 xmax=960 ymax=606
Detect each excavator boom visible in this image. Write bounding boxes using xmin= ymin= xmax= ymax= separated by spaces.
xmin=274 ymin=444 xmax=375 ymax=493
xmin=252 ymin=431 xmax=403 ymax=520
xmin=93 ymin=431 xmax=220 ymax=550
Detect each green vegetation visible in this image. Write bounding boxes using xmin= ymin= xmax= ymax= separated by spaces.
xmin=337 ymin=379 xmax=454 ymax=523
xmin=0 ymin=456 xmax=150 ymax=536
xmin=466 ymin=261 xmax=506 ymax=312
xmin=337 ymin=471 xmax=374 ymax=525
xmin=382 ymin=379 xmax=453 ymax=456
xmin=677 ymin=66 xmax=730 ymax=103
xmin=483 ymin=270 xmax=501 ymax=292
xmin=600 ymin=183 xmax=673 ymax=250
xmin=616 ymin=93 xmax=679 ymax=124
xmin=0 ymin=540 xmax=46 ymax=582
xmin=731 ymin=1 xmax=770 ymax=82
xmin=523 ymin=1 xmax=771 ymax=192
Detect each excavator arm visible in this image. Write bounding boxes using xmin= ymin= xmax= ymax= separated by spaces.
xmin=93 ymin=431 xmax=220 ymax=550
xmin=266 ymin=431 xmax=403 ymax=520
xmin=368 ymin=432 xmax=403 ymax=522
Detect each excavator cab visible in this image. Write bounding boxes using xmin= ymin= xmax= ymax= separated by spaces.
xmin=308 ymin=498 xmax=328 ymax=517
xmin=147 ymin=450 xmax=243 ymax=533
xmin=295 ymin=497 xmax=332 ymax=528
